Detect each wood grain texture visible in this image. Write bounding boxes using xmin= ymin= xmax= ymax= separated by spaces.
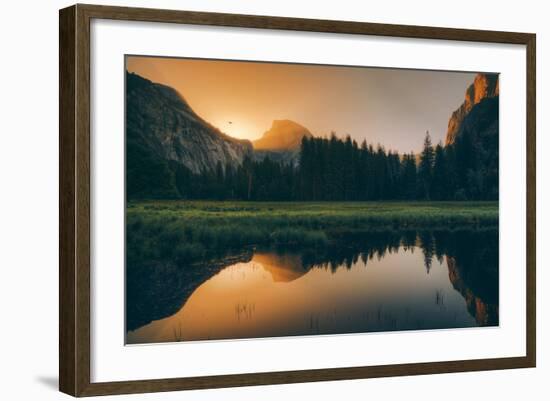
xmin=59 ymin=3 xmax=537 ymax=397
xmin=59 ymin=5 xmax=76 ymax=396
xmin=525 ymin=34 xmax=536 ymax=367
xmin=75 ymin=4 xmax=92 ymax=396
xmin=78 ymin=356 xmax=533 ymax=396
xmin=78 ymin=3 xmax=533 ymax=44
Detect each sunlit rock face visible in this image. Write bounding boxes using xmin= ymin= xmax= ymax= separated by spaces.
xmin=252 ymin=252 xmax=308 ymax=282
xmin=126 ymin=71 xmax=252 ymax=175
xmin=252 ymin=119 xmax=313 ymax=166
xmin=253 ymin=119 xmax=313 ymax=150
xmin=445 ymin=73 xmax=499 ymax=146
xmin=446 ymin=256 xmax=499 ymax=326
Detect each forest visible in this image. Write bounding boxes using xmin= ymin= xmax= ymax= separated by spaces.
xmin=165 ymin=130 xmax=498 ymax=202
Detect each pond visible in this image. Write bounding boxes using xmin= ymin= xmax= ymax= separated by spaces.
xmin=126 ymin=230 xmax=498 ymax=344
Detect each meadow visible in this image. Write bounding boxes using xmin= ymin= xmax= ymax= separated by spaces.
xmin=126 ymin=201 xmax=498 ymax=266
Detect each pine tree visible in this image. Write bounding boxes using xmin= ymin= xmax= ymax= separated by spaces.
xmin=432 ymin=143 xmax=447 ymax=200
xmin=162 ymin=124 xmax=495 ymax=202
xmin=400 ymin=153 xmax=417 ymax=200
xmin=418 ymin=131 xmax=435 ymax=200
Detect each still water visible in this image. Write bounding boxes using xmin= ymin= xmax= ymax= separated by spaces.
xmin=127 ymin=231 xmax=498 ymax=344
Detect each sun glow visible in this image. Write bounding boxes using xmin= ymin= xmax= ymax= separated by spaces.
xmin=209 ymin=115 xmax=264 ymax=142
xmin=126 ymin=56 xmax=476 ymax=153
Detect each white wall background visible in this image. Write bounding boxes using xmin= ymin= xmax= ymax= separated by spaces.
xmin=0 ymin=1 xmax=546 ymax=400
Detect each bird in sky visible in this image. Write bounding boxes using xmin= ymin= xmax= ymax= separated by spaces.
xmin=228 ymin=121 xmax=233 ymax=125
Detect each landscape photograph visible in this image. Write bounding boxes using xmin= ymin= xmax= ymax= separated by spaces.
xmin=124 ymin=56 xmax=499 ymax=344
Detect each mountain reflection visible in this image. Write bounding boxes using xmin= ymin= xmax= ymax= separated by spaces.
xmin=126 ymin=229 xmax=498 ymax=343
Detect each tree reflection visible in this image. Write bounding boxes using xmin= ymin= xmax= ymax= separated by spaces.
xmin=284 ymin=229 xmax=498 ymax=326
xmin=127 ymin=229 xmax=498 ymax=333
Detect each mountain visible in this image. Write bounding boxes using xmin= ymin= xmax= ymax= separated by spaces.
xmin=443 ymin=73 xmax=499 ymax=200
xmin=252 ymin=119 xmax=313 ymax=166
xmin=445 ymin=73 xmax=499 ymax=146
xmin=253 ymin=119 xmax=313 ymax=150
xmin=127 ymin=251 xmax=253 ymax=331
xmin=126 ymin=72 xmax=252 ymax=198
xmin=252 ymin=253 xmax=308 ymax=282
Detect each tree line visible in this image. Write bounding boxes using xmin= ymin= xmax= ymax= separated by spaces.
xmin=169 ymin=130 xmax=498 ymax=202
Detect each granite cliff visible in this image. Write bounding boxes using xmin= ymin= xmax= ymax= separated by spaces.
xmin=441 ymin=73 xmax=499 ymax=200
xmin=445 ymin=73 xmax=499 ymax=146
xmin=252 ymin=119 xmax=313 ymax=166
xmin=253 ymin=119 xmax=313 ymax=150
xmin=126 ymin=72 xmax=252 ymax=198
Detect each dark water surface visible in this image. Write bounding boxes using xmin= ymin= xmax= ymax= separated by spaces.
xmin=126 ymin=230 xmax=498 ymax=344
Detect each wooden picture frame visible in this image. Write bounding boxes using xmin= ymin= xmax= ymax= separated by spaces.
xmin=59 ymin=3 xmax=536 ymax=397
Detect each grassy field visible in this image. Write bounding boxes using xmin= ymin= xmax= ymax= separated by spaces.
xmin=127 ymin=201 xmax=498 ymax=265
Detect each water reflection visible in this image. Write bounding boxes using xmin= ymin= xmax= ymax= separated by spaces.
xmin=126 ymin=229 xmax=498 ymax=344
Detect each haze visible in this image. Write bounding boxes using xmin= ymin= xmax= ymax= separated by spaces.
xmin=127 ymin=56 xmax=476 ymax=153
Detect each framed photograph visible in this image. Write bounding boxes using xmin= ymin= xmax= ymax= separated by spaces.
xmin=59 ymin=4 xmax=536 ymax=397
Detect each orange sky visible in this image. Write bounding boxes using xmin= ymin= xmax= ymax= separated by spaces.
xmin=127 ymin=56 xmax=476 ymax=153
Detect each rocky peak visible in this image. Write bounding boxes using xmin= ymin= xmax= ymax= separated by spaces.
xmin=253 ymin=119 xmax=313 ymax=150
xmin=126 ymin=71 xmax=252 ymax=176
xmin=445 ymin=73 xmax=499 ymax=145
